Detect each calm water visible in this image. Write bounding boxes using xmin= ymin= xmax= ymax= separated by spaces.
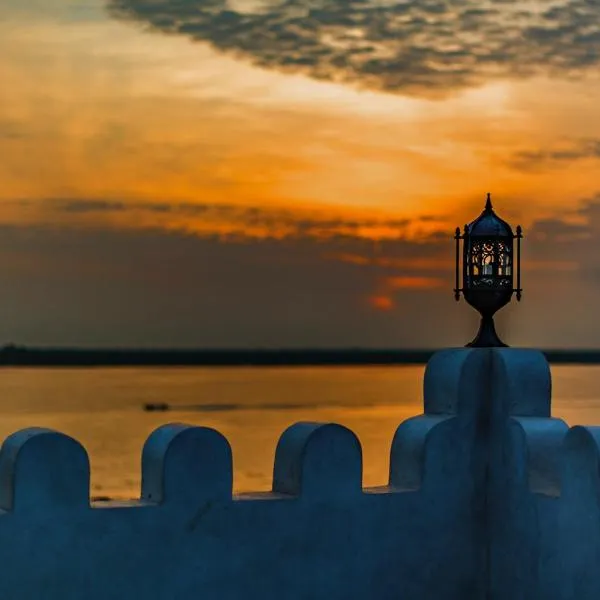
xmin=0 ymin=365 xmax=597 ymax=499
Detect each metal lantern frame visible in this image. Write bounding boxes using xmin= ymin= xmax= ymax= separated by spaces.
xmin=453 ymin=194 xmax=523 ymax=347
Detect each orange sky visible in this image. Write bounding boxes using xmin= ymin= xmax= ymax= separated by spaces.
xmin=3 ymin=6 xmax=600 ymax=230
xmin=1 ymin=0 xmax=600 ymax=347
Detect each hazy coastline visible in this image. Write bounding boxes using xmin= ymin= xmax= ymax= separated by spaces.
xmin=1 ymin=346 xmax=600 ymax=366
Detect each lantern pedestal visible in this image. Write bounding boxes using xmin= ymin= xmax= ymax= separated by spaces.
xmin=466 ymin=314 xmax=507 ymax=348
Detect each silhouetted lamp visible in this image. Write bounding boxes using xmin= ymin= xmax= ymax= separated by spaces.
xmin=454 ymin=194 xmax=523 ymax=347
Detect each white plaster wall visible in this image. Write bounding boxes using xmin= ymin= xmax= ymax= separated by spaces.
xmin=0 ymin=349 xmax=492 ymax=600
xmin=0 ymin=347 xmax=596 ymax=599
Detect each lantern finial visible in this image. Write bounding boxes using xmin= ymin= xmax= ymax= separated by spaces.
xmin=485 ymin=193 xmax=492 ymax=211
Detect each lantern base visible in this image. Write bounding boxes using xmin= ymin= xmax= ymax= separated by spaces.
xmin=466 ymin=315 xmax=508 ymax=348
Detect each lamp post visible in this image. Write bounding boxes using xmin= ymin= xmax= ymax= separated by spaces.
xmin=454 ymin=193 xmax=523 ymax=347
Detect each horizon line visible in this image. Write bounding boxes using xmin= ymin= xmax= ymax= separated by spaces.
xmin=0 ymin=345 xmax=599 ymax=367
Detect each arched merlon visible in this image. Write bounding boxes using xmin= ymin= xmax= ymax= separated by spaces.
xmin=272 ymin=422 xmax=362 ymax=499
xmin=142 ymin=424 xmax=233 ymax=507
xmin=491 ymin=349 xmax=551 ymax=417
xmin=0 ymin=428 xmax=90 ymax=513
xmin=562 ymin=425 xmax=600 ymax=502
xmin=425 ymin=348 xmax=551 ymax=418
xmin=389 ymin=415 xmax=454 ymax=491
xmin=424 ymin=348 xmax=489 ymax=415
xmin=508 ymin=417 xmax=568 ymax=496
xmin=0 ymin=421 xmax=425 ymax=515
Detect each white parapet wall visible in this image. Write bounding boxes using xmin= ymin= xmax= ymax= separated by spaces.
xmin=0 ymin=348 xmax=595 ymax=599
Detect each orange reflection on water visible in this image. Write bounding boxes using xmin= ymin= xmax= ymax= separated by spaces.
xmin=0 ymin=364 xmax=597 ymax=499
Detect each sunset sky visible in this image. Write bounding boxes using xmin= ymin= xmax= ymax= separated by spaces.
xmin=1 ymin=0 xmax=600 ymax=347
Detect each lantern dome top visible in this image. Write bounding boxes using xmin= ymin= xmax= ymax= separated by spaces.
xmin=466 ymin=193 xmax=513 ymax=238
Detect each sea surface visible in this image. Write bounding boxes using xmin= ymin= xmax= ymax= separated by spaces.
xmin=0 ymin=365 xmax=597 ymax=499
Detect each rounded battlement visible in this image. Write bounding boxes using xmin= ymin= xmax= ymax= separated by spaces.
xmin=141 ymin=424 xmax=233 ymax=508
xmin=0 ymin=428 xmax=90 ymax=513
xmin=273 ymin=422 xmax=363 ymax=499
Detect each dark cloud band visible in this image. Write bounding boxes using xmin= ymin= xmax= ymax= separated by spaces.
xmin=508 ymin=138 xmax=600 ymax=171
xmin=107 ymin=0 xmax=600 ymax=97
xmin=48 ymin=198 xmax=444 ymax=240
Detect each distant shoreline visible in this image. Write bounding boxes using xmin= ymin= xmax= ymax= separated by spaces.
xmin=0 ymin=347 xmax=600 ymax=366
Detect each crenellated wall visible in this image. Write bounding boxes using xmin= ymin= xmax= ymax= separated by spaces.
xmin=0 ymin=348 xmax=597 ymax=599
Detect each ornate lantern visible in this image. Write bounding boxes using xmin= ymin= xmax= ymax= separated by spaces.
xmin=454 ymin=193 xmax=523 ymax=347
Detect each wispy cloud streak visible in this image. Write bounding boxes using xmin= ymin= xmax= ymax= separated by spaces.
xmin=41 ymin=198 xmax=450 ymax=240
xmin=508 ymin=138 xmax=600 ymax=171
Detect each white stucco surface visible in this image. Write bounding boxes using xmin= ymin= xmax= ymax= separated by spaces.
xmin=0 ymin=348 xmax=595 ymax=599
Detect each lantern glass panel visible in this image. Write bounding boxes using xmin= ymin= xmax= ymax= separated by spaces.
xmin=466 ymin=238 xmax=513 ymax=290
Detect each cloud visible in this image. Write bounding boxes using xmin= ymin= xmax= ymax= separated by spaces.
xmin=107 ymin=0 xmax=600 ymax=98
xmin=507 ymin=138 xmax=600 ymax=171
xmin=0 ymin=120 xmax=27 ymax=140
xmin=1 ymin=195 xmax=600 ymax=348
xmin=528 ymin=217 xmax=589 ymax=243
xmin=522 ymin=197 xmax=600 ymax=278
xmin=0 ymin=220 xmax=465 ymax=347
xmin=43 ymin=197 xmax=449 ymax=240
xmin=59 ymin=200 xmax=129 ymax=213
xmin=368 ymin=295 xmax=394 ymax=311
xmin=386 ymin=275 xmax=445 ymax=290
